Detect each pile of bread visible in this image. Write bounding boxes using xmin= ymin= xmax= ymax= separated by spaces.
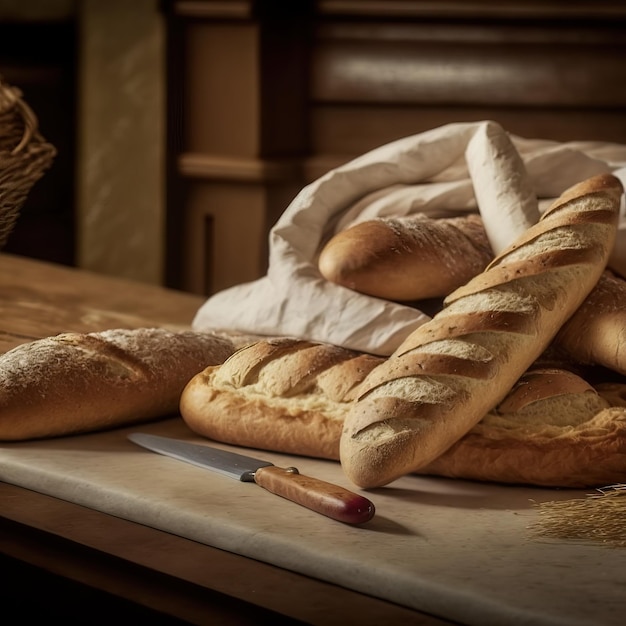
xmin=1 ymin=173 xmax=625 ymax=489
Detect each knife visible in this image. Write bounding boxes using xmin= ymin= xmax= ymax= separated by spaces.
xmin=128 ymin=433 xmax=375 ymax=525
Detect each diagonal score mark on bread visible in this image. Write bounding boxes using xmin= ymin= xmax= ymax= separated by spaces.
xmin=340 ymin=173 xmax=624 ymax=489
xmin=53 ymin=332 xmax=148 ymax=381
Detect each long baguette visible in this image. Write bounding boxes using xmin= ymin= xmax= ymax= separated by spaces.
xmin=0 ymin=327 xmax=234 ymax=440
xmin=340 ymin=173 xmax=623 ymax=488
xmin=318 ymin=213 xmax=493 ymax=301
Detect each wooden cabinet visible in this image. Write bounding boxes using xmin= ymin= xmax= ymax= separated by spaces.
xmin=164 ymin=0 xmax=626 ymax=295
xmin=164 ymin=1 xmax=311 ymax=294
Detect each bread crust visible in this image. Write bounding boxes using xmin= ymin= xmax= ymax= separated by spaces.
xmin=0 ymin=328 xmax=234 ymax=440
xmin=418 ymin=407 xmax=626 ymax=488
xmin=419 ymin=368 xmax=626 ymax=488
xmin=340 ymin=173 xmax=623 ymax=488
xmin=318 ymin=213 xmax=493 ymax=301
xmin=180 ymin=338 xmax=384 ymax=459
xmin=555 ymin=270 xmax=626 ymax=375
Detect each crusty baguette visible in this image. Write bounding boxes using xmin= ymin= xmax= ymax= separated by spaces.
xmin=180 ymin=337 xmax=383 ymax=460
xmin=180 ymin=339 xmax=626 ymax=487
xmin=340 ymin=173 xmax=623 ymax=488
xmin=0 ymin=327 xmax=235 ymax=440
xmin=554 ymin=270 xmax=626 ymax=376
xmin=318 ymin=213 xmax=493 ymax=301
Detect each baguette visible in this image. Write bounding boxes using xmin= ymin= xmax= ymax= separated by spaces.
xmin=340 ymin=173 xmax=623 ymax=488
xmin=318 ymin=213 xmax=493 ymax=301
xmin=180 ymin=337 xmax=383 ymax=460
xmin=180 ymin=339 xmax=626 ymax=488
xmin=0 ymin=327 xmax=235 ymax=440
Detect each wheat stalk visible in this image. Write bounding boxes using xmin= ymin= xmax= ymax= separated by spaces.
xmin=529 ymin=484 xmax=626 ymax=548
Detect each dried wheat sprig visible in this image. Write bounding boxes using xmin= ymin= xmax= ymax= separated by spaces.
xmin=529 ymin=484 xmax=626 ymax=548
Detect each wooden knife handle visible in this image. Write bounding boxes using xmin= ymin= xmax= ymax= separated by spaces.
xmin=254 ymin=466 xmax=375 ymax=524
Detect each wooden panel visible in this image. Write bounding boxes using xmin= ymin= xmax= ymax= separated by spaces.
xmin=313 ymin=42 xmax=626 ymax=107
xmin=166 ymin=1 xmax=310 ymax=292
xmin=306 ymin=7 xmax=626 ymax=178
xmin=182 ymin=22 xmax=260 ymax=156
xmin=308 ymin=105 xmax=626 ymax=164
xmin=311 ymin=21 xmax=626 ymax=106
xmin=182 ymin=180 xmax=299 ymax=294
xmin=315 ymin=0 xmax=626 ymax=20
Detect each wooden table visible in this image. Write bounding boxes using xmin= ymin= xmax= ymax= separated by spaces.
xmin=0 ymin=253 xmax=454 ymax=625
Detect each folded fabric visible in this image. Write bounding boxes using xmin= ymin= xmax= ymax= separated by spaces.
xmin=193 ymin=120 xmax=626 ymax=356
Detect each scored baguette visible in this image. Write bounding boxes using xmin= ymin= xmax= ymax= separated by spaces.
xmin=340 ymin=173 xmax=623 ymax=488
xmin=318 ymin=213 xmax=493 ymax=301
xmin=0 ymin=327 xmax=235 ymax=440
xmin=180 ymin=338 xmax=626 ymax=488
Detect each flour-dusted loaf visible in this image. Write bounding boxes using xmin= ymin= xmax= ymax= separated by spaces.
xmin=180 ymin=337 xmax=384 ymax=460
xmin=0 ymin=327 xmax=235 ymax=440
xmin=318 ymin=213 xmax=493 ymax=301
xmin=340 ymin=173 xmax=623 ymax=488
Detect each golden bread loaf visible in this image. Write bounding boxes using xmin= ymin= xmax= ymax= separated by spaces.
xmin=339 ymin=173 xmax=623 ymax=487
xmin=318 ymin=213 xmax=493 ymax=301
xmin=554 ymin=270 xmax=626 ymax=375
xmin=180 ymin=337 xmax=382 ymax=460
xmin=0 ymin=328 xmax=234 ymax=440
xmin=319 ymin=196 xmax=626 ymax=377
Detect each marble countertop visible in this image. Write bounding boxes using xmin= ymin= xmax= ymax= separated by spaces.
xmin=1 ymin=417 xmax=624 ymax=626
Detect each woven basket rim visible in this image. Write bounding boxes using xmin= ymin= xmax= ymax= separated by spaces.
xmin=0 ymin=77 xmax=56 ymax=248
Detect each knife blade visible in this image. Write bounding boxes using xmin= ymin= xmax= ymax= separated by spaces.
xmin=128 ymin=433 xmax=375 ymax=524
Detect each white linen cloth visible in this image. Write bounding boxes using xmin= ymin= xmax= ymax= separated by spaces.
xmin=193 ymin=121 xmax=626 ymax=356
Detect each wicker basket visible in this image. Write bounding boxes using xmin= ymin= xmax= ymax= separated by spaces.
xmin=0 ymin=77 xmax=56 ymax=249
